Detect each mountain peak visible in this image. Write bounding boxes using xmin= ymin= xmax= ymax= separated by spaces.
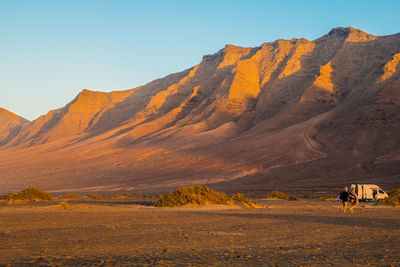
xmin=326 ymin=26 xmax=376 ymax=42
xmin=328 ymin=26 xmax=354 ymax=36
xmin=0 ymin=107 xmax=28 ymax=122
xmin=80 ymin=88 xmax=92 ymax=93
xmin=78 ymin=88 xmax=102 ymax=96
xmin=215 ymin=44 xmax=253 ymax=69
xmin=0 ymin=107 xmax=29 ymax=133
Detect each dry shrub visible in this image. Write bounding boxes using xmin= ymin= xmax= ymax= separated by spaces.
xmin=268 ymin=191 xmax=289 ymax=200
xmin=58 ymin=193 xmax=81 ymax=200
xmin=154 ymin=186 xmax=260 ymax=208
xmin=108 ymin=194 xmax=135 ymax=200
xmin=380 ymin=189 xmax=400 ymax=207
xmin=87 ymin=193 xmax=103 ymax=200
xmin=57 ymin=201 xmax=71 ymax=210
xmin=231 ymin=193 xmax=257 ymax=208
xmin=268 ymin=191 xmax=298 ymax=201
xmin=154 ymin=186 xmax=229 ymax=207
xmin=7 ymin=188 xmax=54 ymax=203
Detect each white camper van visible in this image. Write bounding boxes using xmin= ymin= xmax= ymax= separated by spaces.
xmin=350 ymin=184 xmax=388 ymax=201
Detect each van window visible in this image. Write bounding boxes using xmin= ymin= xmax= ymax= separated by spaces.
xmin=379 ymin=189 xmax=384 ymax=194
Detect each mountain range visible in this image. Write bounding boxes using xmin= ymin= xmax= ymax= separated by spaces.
xmin=1 ymin=27 xmax=399 ymax=195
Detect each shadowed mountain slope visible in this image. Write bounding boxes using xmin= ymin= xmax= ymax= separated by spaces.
xmin=0 ymin=27 xmax=399 ymax=194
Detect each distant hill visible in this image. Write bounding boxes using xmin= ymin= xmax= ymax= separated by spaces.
xmin=0 ymin=27 xmax=399 ymax=194
xmin=0 ymin=108 xmax=29 ymax=146
xmin=0 ymin=108 xmax=28 ymax=131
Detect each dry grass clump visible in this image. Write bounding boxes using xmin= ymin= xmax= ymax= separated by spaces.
xmin=57 ymin=201 xmax=71 ymax=210
xmin=108 ymin=194 xmax=135 ymax=200
xmin=231 ymin=193 xmax=257 ymax=208
xmin=58 ymin=193 xmax=81 ymax=200
xmin=7 ymin=188 xmax=54 ymax=204
xmin=155 ymin=186 xmax=229 ymax=207
xmin=86 ymin=193 xmax=103 ymax=200
xmin=316 ymin=196 xmax=335 ymax=201
xmin=380 ymin=189 xmax=400 ymax=207
xmin=268 ymin=191 xmax=298 ymax=201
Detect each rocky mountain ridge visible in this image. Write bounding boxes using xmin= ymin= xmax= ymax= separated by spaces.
xmin=0 ymin=27 xmax=399 ymax=194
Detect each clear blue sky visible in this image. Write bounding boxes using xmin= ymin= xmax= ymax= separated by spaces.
xmin=1 ymin=0 xmax=399 ymax=120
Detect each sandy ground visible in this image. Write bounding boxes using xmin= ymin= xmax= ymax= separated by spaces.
xmin=0 ymin=199 xmax=399 ymax=266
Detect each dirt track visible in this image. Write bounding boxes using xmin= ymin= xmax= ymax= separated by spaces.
xmin=0 ymin=200 xmax=399 ymax=266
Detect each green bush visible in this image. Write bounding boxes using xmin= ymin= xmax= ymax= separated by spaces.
xmin=154 ymin=186 xmax=229 ymax=207
xmin=58 ymin=193 xmax=81 ymax=200
xmin=87 ymin=193 xmax=103 ymax=200
xmin=267 ymin=191 xmax=298 ymax=201
xmin=381 ymin=188 xmax=400 ymax=207
xmin=8 ymin=188 xmax=54 ymax=202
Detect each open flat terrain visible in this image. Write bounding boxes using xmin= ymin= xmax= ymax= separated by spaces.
xmin=0 ymin=200 xmax=399 ymax=266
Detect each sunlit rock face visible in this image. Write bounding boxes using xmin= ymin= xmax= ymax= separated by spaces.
xmin=1 ymin=27 xmax=400 ymax=194
xmin=0 ymin=108 xmax=28 ymax=133
xmin=0 ymin=108 xmax=29 ymax=146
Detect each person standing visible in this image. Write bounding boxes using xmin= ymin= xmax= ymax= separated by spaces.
xmin=349 ymin=186 xmax=358 ymax=213
xmin=339 ymin=187 xmax=349 ymax=213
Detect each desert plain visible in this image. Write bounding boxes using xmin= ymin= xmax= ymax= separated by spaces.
xmin=0 ymin=199 xmax=399 ymax=266
xmin=1 ymin=26 xmax=400 ymax=267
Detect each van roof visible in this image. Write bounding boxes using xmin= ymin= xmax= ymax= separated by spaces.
xmin=352 ymin=184 xmax=380 ymax=186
